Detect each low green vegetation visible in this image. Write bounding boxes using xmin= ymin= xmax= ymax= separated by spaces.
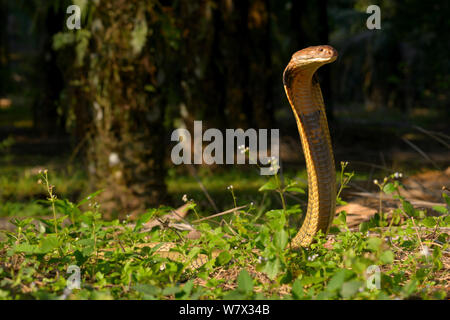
xmin=0 ymin=163 xmax=448 ymax=300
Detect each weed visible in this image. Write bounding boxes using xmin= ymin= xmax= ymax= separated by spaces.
xmin=0 ymin=165 xmax=448 ymax=300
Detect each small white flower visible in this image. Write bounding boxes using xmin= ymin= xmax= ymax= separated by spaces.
xmin=182 ymin=194 xmax=188 ymax=202
xmin=227 ymin=185 xmax=233 ymax=190
xmin=308 ymin=254 xmax=319 ymax=261
xmin=393 ymin=172 xmax=403 ymax=178
xmin=240 ymin=146 xmax=249 ymax=154
xmin=257 ymin=256 xmax=267 ymax=263
xmin=373 ymin=179 xmax=379 ymax=185
xmin=420 ymin=245 xmax=430 ymax=257
xmin=269 ymin=157 xmax=280 ymax=174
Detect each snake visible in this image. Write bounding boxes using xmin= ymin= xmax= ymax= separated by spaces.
xmin=152 ymin=45 xmax=337 ymax=268
xmin=283 ymin=45 xmax=337 ymax=247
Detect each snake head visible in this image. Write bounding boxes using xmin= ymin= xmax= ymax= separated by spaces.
xmin=283 ymin=45 xmax=338 ymax=87
xmin=291 ymin=45 xmax=338 ymax=65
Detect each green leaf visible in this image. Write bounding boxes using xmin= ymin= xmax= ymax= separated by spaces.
xmin=285 ymin=186 xmax=305 ymax=194
xmin=327 ymin=270 xmax=347 ymax=292
xmin=329 ymin=226 xmax=341 ymax=234
xmin=237 ymin=269 xmax=253 ymax=295
xmin=383 ymin=183 xmax=396 ymax=194
xmin=367 ymin=237 xmax=382 ymax=252
xmin=77 ymin=190 xmax=104 ymax=207
xmin=291 ymin=279 xmax=304 ymax=299
xmin=183 ymin=280 xmax=194 ymax=296
xmin=442 ymin=193 xmax=450 ymax=207
xmin=443 ymin=215 xmax=450 ymax=227
xmin=262 ymin=259 xmax=281 ymax=280
xmin=401 ymin=279 xmax=418 ymax=297
xmin=258 ymin=178 xmax=278 ymax=192
xmin=421 ymin=217 xmax=437 ymax=228
xmin=78 ymin=238 xmax=95 ymax=256
xmin=52 ymin=32 xmax=76 ymax=51
xmin=14 ymin=243 xmax=38 ymax=254
xmin=187 ymin=247 xmax=201 ymax=260
xmin=217 ymin=251 xmax=232 ymax=266
xmin=333 ymin=211 xmax=347 ymax=226
xmin=432 ymin=205 xmax=448 ymax=214
xmin=380 ymin=250 xmax=394 ymax=264
xmin=74 ymin=250 xmax=89 ymax=265
xmin=133 ymin=284 xmax=160 ymax=297
xmin=134 ymin=209 xmax=157 ymax=231
xmin=274 ymin=230 xmax=288 ymax=250
xmin=223 ymin=291 xmax=245 ymax=300
xmin=300 ymin=276 xmax=325 ymax=286
xmin=402 ymin=200 xmax=417 ymax=217
xmin=265 ymin=210 xmax=286 ymax=230
xmin=162 ymin=286 xmax=181 ymax=296
xmin=359 ymin=221 xmax=370 ymax=233
xmin=340 ymin=280 xmax=362 ymax=298
xmin=39 ymin=234 xmax=60 ymax=253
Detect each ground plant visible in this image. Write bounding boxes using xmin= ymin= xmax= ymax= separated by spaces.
xmin=0 ymin=162 xmax=448 ymax=300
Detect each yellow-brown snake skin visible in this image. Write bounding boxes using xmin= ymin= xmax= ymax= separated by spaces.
xmin=154 ymin=45 xmax=337 ymax=267
xmin=283 ymin=45 xmax=337 ymax=248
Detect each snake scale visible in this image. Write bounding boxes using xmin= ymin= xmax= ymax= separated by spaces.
xmin=154 ymin=45 xmax=338 ymax=269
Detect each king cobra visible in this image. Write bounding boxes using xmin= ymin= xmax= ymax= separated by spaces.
xmin=152 ymin=45 xmax=337 ymax=268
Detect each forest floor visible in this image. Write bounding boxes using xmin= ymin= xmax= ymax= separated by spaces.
xmin=0 ymin=111 xmax=449 ymax=299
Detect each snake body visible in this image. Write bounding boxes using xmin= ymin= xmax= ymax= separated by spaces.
xmin=155 ymin=45 xmax=337 ymax=267
xmin=283 ymin=45 xmax=337 ymax=247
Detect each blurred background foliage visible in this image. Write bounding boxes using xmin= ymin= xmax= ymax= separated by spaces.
xmin=0 ymin=0 xmax=449 ymax=218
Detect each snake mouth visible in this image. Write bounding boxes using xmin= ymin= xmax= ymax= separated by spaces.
xmin=309 ymin=55 xmax=337 ymax=64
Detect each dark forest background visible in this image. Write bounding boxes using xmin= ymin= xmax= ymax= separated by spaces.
xmin=0 ymin=0 xmax=449 ymax=219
